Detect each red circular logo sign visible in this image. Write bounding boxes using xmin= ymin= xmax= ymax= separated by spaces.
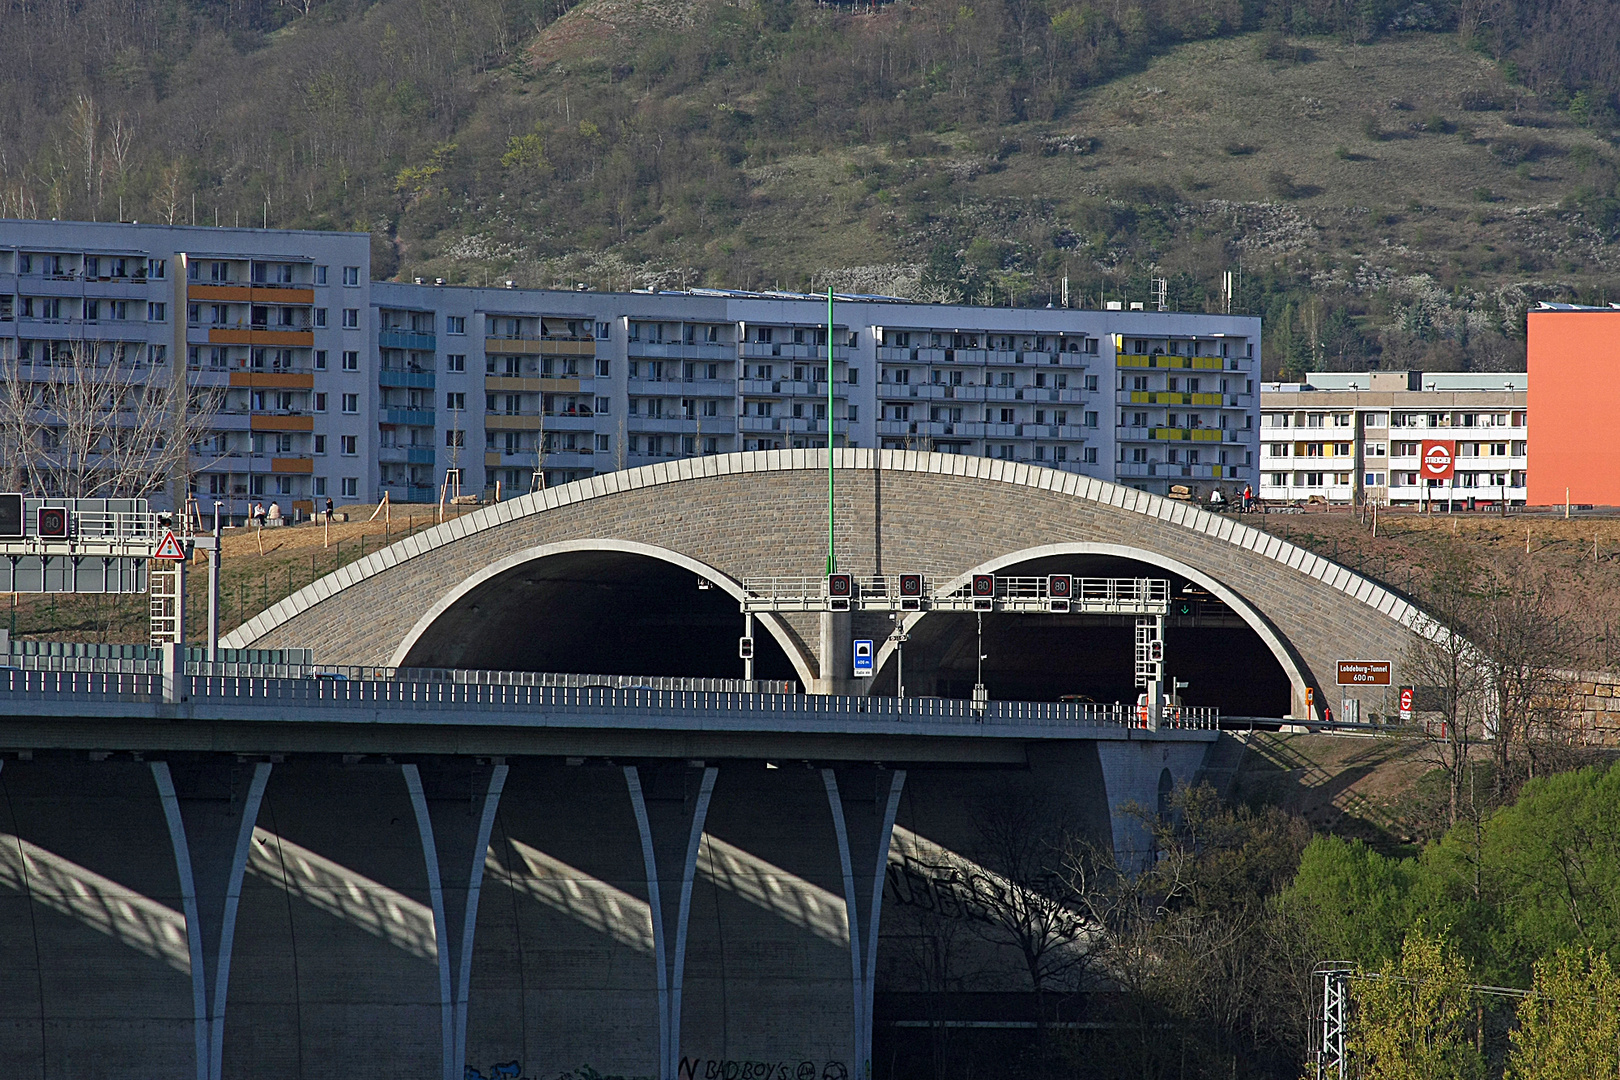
xmin=1421 ymin=442 xmax=1454 ymax=478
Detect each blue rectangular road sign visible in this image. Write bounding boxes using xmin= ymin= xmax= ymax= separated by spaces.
xmin=853 ymin=639 xmax=874 ymax=677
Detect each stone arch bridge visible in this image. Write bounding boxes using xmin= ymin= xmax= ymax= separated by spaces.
xmin=226 ymin=450 xmax=1430 ymax=720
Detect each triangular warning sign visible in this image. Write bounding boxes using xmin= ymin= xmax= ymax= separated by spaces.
xmin=153 ymin=529 xmax=187 ymax=561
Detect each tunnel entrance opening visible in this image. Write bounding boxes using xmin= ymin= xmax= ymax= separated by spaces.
xmin=868 ymin=553 xmax=1291 ymax=717
xmin=398 ymin=550 xmax=799 ymax=681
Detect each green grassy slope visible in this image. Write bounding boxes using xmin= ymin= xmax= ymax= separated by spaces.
xmin=5 ymin=0 xmax=1620 ymax=374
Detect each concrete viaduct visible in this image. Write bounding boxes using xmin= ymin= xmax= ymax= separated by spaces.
xmin=0 ymin=451 xmax=1438 ymax=1080
xmin=227 ymin=448 xmax=1432 ymax=719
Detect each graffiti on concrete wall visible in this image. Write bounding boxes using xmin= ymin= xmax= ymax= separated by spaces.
xmin=676 ymin=1058 xmax=848 ymax=1080
xmin=467 ymin=1064 xmax=526 ymax=1080
xmin=884 ymin=852 xmax=996 ymax=924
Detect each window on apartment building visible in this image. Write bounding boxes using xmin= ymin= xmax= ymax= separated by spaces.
xmin=342 ymin=267 xmax=360 ymax=286
xmin=445 ymin=316 xmax=466 ymax=335
xmin=341 ymin=393 xmax=358 ymax=413
xmin=446 ymin=392 xmax=466 ymax=411
xmin=310 ymin=350 xmax=325 ymax=370
xmin=314 ymin=308 xmax=327 ymax=328
xmin=146 ymin=259 xmax=166 ymax=279
xmin=188 ymin=304 xmax=200 ymax=326
xmin=596 ymin=435 xmax=611 ymax=452
xmin=342 ymin=477 xmax=357 ymax=498
xmin=315 ymin=266 xmax=328 ymax=285
xmin=447 ymin=354 xmax=466 ymax=372
xmin=342 ymin=351 xmax=358 ymax=371
xmin=147 ymin=302 xmax=166 ymax=322
xmin=846 ymin=404 xmax=858 ymax=422
xmin=342 ymin=308 xmax=359 ymax=329
xmin=594 ymin=322 xmax=610 ymax=340
xmin=595 ymin=397 xmax=610 ymax=414
xmin=314 ymin=435 xmax=326 ymax=454
xmin=340 ymin=435 xmax=357 ymax=456
xmin=148 ymin=345 xmax=167 ymax=365
xmin=446 ymin=429 xmax=465 ymax=448
xmin=1084 ymin=411 xmax=1098 ymax=427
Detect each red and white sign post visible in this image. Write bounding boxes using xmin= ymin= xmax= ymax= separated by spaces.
xmin=1421 ymin=441 xmax=1454 ymax=511
xmin=1399 ymin=687 xmax=1414 ymax=722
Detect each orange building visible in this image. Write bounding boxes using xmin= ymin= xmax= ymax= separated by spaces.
xmin=1527 ymin=305 xmax=1620 ymax=507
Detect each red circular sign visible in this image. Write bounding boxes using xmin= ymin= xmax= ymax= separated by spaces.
xmin=1421 ymin=442 xmax=1454 ymax=479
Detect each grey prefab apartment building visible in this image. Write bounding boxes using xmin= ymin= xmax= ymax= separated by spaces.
xmin=1 ymin=219 xmax=375 ymax=515
xmin=3 ymin=219 xmax=1259 ymax=511
xmin=374 ymin=281 xmax=1261 ymax=502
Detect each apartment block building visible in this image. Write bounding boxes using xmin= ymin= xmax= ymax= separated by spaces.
xmin=3 ymin=220 xmax=1260 ymax=511
xmin=1 ymin=219 xmax=375 ymax=516
xmin=1259 ymin=370 xmax=1528 ymax=507
xmin=374 ymin=281 xmax=1262 ymax=501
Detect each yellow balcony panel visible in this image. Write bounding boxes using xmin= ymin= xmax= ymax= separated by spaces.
xmin=485 ymin=415 xmax=542 ymax=431
xmin=230 ymin=372 xmax=315 ymax=389
xmin=1191 ymin=429 xmax=1221 ymax=441
xmin=539 ymin=339 xmax=596 ymax=357
xmin=271 ymin=457 xmax=314 ymax=474
xmin=485 ymin=337 xmax=544 ymax=355
xmin=485 ymin=376 xmax=542 ymax=392
xmin=1189 ymin=393 xmax=1223 ymax=405
xmin=250 ymin=415 xmax=314 ymax=432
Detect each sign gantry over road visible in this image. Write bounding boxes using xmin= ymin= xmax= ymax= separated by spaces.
xmin=1336 ymin=660 xmax=1392 ymax=686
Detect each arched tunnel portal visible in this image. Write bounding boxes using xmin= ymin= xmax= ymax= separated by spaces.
xmin=866 ymin=548 xmax=1295 ymax=716
xmin=396 ymin=542 xmax=808 ymax=684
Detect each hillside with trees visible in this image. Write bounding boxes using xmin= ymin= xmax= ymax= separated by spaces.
xmin=5 ymin=0 xmax=1620 ymax=375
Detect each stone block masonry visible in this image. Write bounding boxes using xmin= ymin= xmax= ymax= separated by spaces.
xmin=226 ymin=449 xmax=1437 ymax=721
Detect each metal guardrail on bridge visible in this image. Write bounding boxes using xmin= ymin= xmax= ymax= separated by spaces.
xmin=0 ymin=669 xmax=1220 ymax=733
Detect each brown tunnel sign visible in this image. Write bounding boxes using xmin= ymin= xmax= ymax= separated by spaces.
xmin=1336 ymin=660 xmax=1392 ymax=685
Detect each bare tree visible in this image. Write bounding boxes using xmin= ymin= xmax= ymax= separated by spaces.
xmin=964 ymin=786 xmax=1101 ymax=1035
xmin=1470 ymin=560 xmax=1587 ymax=797
xmin=0 ymin=340 xmax=222 ymax=503
xmin=1405 ymin=546 xmax=1494 ymax=829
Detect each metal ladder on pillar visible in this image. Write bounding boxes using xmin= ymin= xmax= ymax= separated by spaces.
xmin=149 ymin=560 xmax=183 ymax=647
xmin=1134 ymin=615 xmax=1164 ymax=688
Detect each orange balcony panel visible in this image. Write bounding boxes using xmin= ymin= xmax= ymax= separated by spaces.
xmin=208 ymin=329 xmax=314 ymax=347
xmin=229 ymin=372 xmax=315 ymax=389
xmin=255 ymin=287 xmax=314 ymax=304
xmin=485 ymin=452 xmax=503 ymax=467
xmin=271 ymin=457 xmax=315 ymax=475
xmin=250 ymin=415 xmax=314 ymax=432
xmin=188 ymin=285 xmax=254 ymax=302
xmin=292 ymin=499 xmax=315 ymax=514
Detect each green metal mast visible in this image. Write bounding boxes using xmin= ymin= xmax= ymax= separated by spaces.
xmin=827 ymin=287 xmax=836 ymax=575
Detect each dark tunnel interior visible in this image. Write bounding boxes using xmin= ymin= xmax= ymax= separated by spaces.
xmin=399 ymin=549 xmax=799 ymax=681
xmin=864 ymin=553 xmax=1292 ymax=717
xmin=401 ymin=549 xmax=1292 ymax=714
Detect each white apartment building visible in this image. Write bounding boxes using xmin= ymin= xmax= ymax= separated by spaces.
xmin=1259 ymin=370 xmax=1528 ymax=507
